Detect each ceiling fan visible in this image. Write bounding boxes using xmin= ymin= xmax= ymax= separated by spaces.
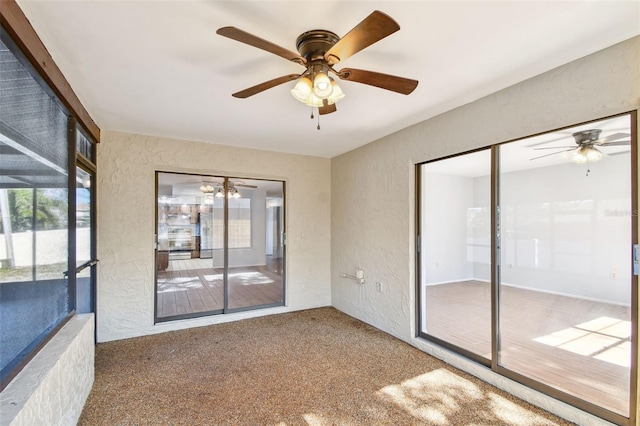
xmin=530 ymin=129 xmax=630 ymax=164
xmin=199 ymin=180 xmax=257 ymax=192
xmin=216 ymin=10 xmax=418 ymax=117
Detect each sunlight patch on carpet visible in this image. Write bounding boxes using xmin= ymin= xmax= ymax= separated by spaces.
xmin=489 ymin=392 xmax=559 ymax=425
xmin=377 ymin=369 xmax=482 ymax=424
xmin=302 ymin=413 xmax=326 ymax=425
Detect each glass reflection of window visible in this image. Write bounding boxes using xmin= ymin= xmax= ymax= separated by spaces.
xmin=211 ymin=198 xmax=251 ymax=249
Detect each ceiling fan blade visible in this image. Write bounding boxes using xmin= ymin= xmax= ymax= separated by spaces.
xmin=324 ymin=10 xmax=400 ymax=65
xmin=235 ymin=184 xmax=258 ymax=188
xmin=232 ymin=74 xmax=300 ymax=98
xmin=217 ymin=27 xmax=306 ymax=65
xmin=596 ymin=132 xmax=631 ymax=144
xmin=533 ymin=146 xmax=576 ymax=150
xmin=600 ymin=140 xmax=631 ymax=147
xmin=337 ymin=68 xmax=418 ymax=94
xmin=319 ymin=103 xmax=337 ymax=115
xmin=530 ymin=149 xmax=574 ymax=161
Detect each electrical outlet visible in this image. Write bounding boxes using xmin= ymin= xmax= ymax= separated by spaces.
xmin=376 ymin=282 xmax=382 ymax=292
xmin=610 ymin=272 xmax=617 ymax=279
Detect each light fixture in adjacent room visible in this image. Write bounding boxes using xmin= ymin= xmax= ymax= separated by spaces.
xmin=214 ymin=185 xmax=242 ymax=198
xmin=570 ymin=146 xmax=604 ymax=164
xmin=200 ymin=182 xmax=215 ymax=193
xmin=229 ymin=187 xmax=241 ymax=198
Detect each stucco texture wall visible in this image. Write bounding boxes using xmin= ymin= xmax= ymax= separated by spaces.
xmin=331 ymin=36 xmax=640 ymax=348
xmin=97 ymin=132 xmax=331 ymax=342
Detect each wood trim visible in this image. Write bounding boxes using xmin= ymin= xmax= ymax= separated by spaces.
xmin=0 ymin=0 xmax=100 ymax=142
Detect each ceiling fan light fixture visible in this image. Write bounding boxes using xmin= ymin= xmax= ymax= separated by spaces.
xmin=291 ymin=76 xmax=313 ymax=103
xmin=326 ymin=78 xmax=345 ymax=105
xmin=214 ymin=188 xmax=225 ymax=198
xmin=571 ymin=146 xmax=604 ymax=164
xmin=291 ymin=76 xmax=330 ymax=107
xmin=313 ymin=71 xmax=333 ymax=98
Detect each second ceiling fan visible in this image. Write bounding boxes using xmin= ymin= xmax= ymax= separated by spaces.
xmin=217 ymin=10 xmax=418 ymax=116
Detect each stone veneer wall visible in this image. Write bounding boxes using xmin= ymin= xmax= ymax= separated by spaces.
xmin=0 ymin=314 xmax=95 ymax=426
xmin=331 ymin=36 xmax=639 ymax=425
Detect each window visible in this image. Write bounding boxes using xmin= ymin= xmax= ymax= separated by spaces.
xmin=211 ymin=198 xmax=251 ymax=249
xmin=0 ymin=34 xmax=72 ymax=388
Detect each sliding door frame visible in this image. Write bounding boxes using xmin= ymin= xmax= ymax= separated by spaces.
xmin=416 ymin=110 xmax=638 ymax=425
xmin=154 ymin=171 xmax=287 ymax=322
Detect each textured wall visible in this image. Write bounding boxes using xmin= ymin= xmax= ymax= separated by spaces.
xmin=0 ymin=314 xmax=94 ymax=426
xmin=97 ymin=132 xmax=331 ymax=342
xmin=331 ymin=36 xmax=639 ymax=421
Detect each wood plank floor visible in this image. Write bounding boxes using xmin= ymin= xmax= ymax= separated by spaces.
xmin=425 ymin=280 xmax=631 ymax=417
xmin=156 ymin=257 xmax=283 ymax=317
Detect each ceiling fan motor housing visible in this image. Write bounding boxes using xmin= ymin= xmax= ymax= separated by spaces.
xmin=296 ymin=30 xmax=340 ymax=61
xmin=572 ymin=129 xmax=602 ymax=145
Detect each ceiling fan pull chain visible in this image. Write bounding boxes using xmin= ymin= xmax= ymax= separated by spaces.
xmin=317 ymin=110 xmax=321 ymax=130
xmin=310 ymin=105 xmax=314 ymax=120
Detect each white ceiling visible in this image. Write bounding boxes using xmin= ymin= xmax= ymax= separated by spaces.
xmin=16 ymin=1 xmax=640 ymax=158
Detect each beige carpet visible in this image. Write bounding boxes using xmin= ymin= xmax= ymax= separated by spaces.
xmin=79 ymin=307 xmax=574 ymax=425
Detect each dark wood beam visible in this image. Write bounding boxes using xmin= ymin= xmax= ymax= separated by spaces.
xmin=0 ymin=0 xmax=100 ymax=142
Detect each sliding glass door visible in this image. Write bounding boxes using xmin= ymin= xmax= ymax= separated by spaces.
xmin=417 ymin=113 xmax=636 ymax=424
xmin=497 ymin=115 xmax=633 ymax=417
xmin=419 ymin=149 xmax=492 ymax=360
xmin=155 ymin=172 xmax=285 ymax=321
xmin=227 ymin=179 xmax=284 ymax=310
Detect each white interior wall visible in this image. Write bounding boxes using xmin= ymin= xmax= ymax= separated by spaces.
xmin=331 ymin=33 xmax=639 ymax=385
xmin=499 ymin=155 xmax=632 ymax=304
xmin=472 ymin=174 xmax=492 ymax=280
xmin=423 ymin=153 xmax=631 ymax=304
xmin=421 ymin=172 xmax=474 ymax=284
xmin=96 ymin=132 xmax=331 ymax=342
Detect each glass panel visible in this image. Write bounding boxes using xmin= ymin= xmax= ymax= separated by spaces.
xmin=35 ymin=188 xmax=68 ymax=281
xmin=156 ymin=173 xmax=225 ymax=319
xmin=419 ymin=150 xmax=492 ymax=358
xmin=0 ymin=37 xmax=70 ymax=384
xmin=227 ymin=179 xmax=284 ymax=311
xmin=155 ymin=174 xmax=285 ymax=319
xmin=76 ymin=167 xmax=92 ymax=313
xmin=498 ymin=115 xmax=632 ymax=416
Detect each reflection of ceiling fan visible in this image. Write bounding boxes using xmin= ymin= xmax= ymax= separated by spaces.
xmin=531 ymin=129 xmax=630 ymax=163
xmin=217 ymin=10 xmax=418 ymax=117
